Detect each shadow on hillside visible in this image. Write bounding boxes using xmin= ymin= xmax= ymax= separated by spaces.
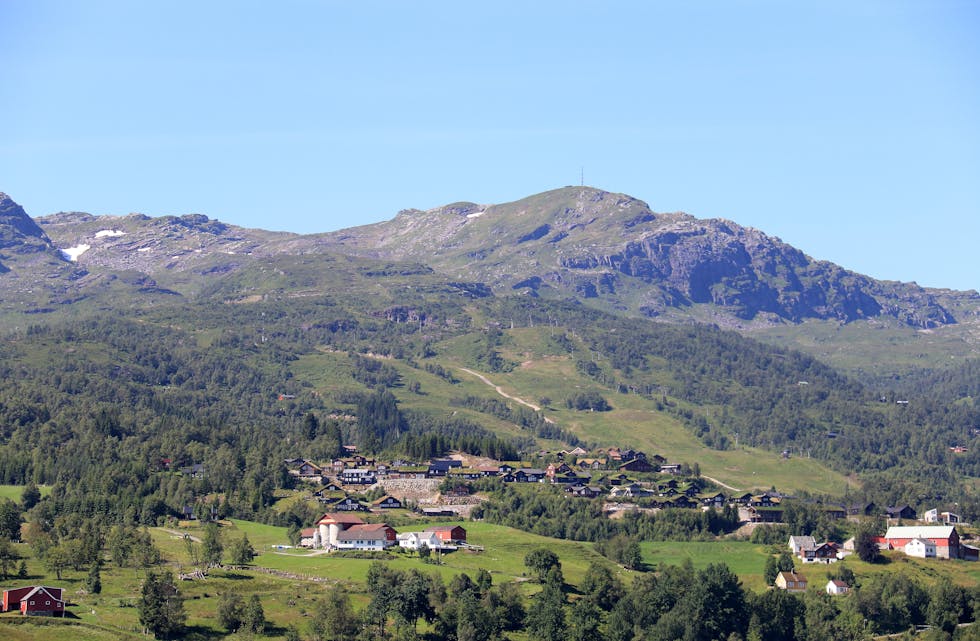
xmin=180 ymin=624 xmax=225 ymax=640
xmin=215 ymin=572 xmax=253 ymax=581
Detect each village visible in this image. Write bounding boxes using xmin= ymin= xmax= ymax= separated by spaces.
xmin=275 ymin=445 xmax=978 ymax=563
xmin=2 ymin=444 xmax=976 ymax=630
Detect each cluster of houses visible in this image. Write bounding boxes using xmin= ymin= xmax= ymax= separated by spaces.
xmin=285 ymin=450 xmax=761 ymax=512
xmin=777 ymin=524 xmax=978 ymax=596
xmin=783 ymin=524 xmax=977 ymax=572
xmin=285 ymin=448 xmax=671 ymax=487
xmin=788 ymin=536 xmax=843 ymax=564
xmin=288 ymin=453 xmax=980 ymax=527
xmin=298 ymin=512 xmax=468 ymax=553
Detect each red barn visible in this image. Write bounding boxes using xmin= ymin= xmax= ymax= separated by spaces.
xmin=425 ymin=525 xmax=467 ymax=544
xmin=884 ymin=526 xmax=961 ymax=559
xmin=2 ymin=586 xmax=65 ymax=617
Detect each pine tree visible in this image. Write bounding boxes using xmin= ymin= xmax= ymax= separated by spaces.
xmin=138 ymin=570 xmax=186 ymax=639
xmin=229 ymin=533 xmax=255 ymax=565
xmin=764 ymin=555 xmax=779 ymax=586
xmin=86 ymin=562 xmax=102 ymax=594
xmin=201 ymin=523 xmax=223 ymax=568
xmin=21 ymin=483 xmax=41 ymax=511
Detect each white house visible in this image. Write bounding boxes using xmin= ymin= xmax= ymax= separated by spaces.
xmin=397 ymin=531 xmax=445 ymax=551
xmin=923 ymin=509 xmax=964 ymax=525
xmin=826 ymin=579 xmax=850 ymax=595
xmin=788 ymin=536 xmax=816 ymax=555
xmin=905 ymin=537 xmax=937 ymax=559
xmin=333 ymin=524 xmax=397 ymax=551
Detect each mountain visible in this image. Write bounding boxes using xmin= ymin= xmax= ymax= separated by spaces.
xmin=9 ymin=187 xmax=977 ymax=331
xmin=4 ymin=188 xmax=979 ymax=375
xmin=0 ymin=192 xmax=91 ymax=311
xmin=318 ymin=186 xmax=978 ymax=330
xmin=1 ymin=188 xmax=979 ymax=512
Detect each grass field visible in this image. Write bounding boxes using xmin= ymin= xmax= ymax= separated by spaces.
xmin=0 ymin=485 xmax=53 ymax=502
xmin=5 ymin=515 xmax=980 ymax=640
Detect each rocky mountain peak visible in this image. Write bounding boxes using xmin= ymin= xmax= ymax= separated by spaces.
xmin=0 ymin=192 xmax=53 ymax=251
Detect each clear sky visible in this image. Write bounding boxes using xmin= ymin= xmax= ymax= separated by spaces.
xmin=3 ymin=1 xmax=978 ymax=290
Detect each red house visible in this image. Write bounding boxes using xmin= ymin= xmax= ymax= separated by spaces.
xmin=2 ymin=586 xmax=65 ymax=617
xmin=425 ymin=525 xmax=467 ymax=544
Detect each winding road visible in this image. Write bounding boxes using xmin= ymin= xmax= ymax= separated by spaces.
xmin=458 ymin=367 xmax=558 ymax=424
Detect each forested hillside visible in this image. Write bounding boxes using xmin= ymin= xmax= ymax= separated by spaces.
xmin=1 ymin=273 xmax=978 ymax=525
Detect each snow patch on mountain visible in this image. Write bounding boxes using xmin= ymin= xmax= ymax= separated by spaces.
xmin=95 ymin=229 xmax=126 ymax=238
xmin=61 ymin=244 xmax=91 ymax=261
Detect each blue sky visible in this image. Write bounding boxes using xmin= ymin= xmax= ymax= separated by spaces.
xmin=3 ymin=1 xmax=978 ymax=290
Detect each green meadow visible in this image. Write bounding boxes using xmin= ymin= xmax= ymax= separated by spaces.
xmin=5 ymin=516 xmax=980 ymax=640
xmin=0 ymin=485 xmax=52 ymax=502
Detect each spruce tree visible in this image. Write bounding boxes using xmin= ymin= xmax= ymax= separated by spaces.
xmin=138 ymin=570 xmax=186 ymax=640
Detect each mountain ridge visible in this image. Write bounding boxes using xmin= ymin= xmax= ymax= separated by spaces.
xmin=316 ymin=186 xmax=978 ymax=330
xmin=3 ymin=188 xmax=978 ymax=337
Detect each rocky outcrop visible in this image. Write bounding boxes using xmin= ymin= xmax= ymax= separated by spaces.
xmin=553 ymin=215 xmax=958 ymax=327
xmin=0 ymin=193 xmax=55 ymax=254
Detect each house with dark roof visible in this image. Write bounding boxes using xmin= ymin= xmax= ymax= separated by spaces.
xmin=339 ymin=468 xmax=376 ymax=485
xmin=514 ymin=468 xmax=547 ymax=483
xmin=884 ymin=505 xmax=917 ymax=520
xmin=618 ymin=458 xmax=656 ymax=473
xmin=372 ymin=495 xmax=403 ymax=510
xmin=327 ymin=496 xmax=369 ymax=512
xmin=775 ymin=571 xmax=808 ymax=593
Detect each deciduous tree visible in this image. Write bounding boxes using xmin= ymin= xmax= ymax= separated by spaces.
xmin=524 ymin=547 xmax=561 ymax=582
